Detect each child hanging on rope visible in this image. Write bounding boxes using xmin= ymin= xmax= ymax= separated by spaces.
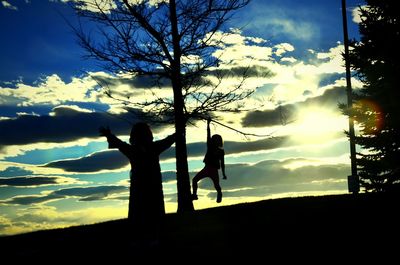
xmin=192 ymin=118 xmax=227 ymax=203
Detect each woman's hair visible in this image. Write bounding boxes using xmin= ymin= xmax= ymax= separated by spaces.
xmin=211 ymin=134 xmax=223 ymax=148
xmin=129 ymin=122 xmax=153 ymax=145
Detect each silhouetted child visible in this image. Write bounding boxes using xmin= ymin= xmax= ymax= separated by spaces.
xmin=99 ymin=122 xmax=175 ymax=245
xmin=192 ymin=118 xmax=227 ymax=203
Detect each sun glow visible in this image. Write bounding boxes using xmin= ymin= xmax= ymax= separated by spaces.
xmin=290 ymin=107 xmax=347 ymax=144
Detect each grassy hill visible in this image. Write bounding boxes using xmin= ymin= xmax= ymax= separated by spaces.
xmin=1 ymin=193 xmax=399 ymax=262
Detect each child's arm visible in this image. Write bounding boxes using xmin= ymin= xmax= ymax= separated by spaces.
xmin=99 ymin=126 xmax=111 ymax=137
xmin=155 ymin=133 xmax=176 ymax=154
xmin=99 ymin=126 xmax=131 ymax=156
xmin=99 ymin=126 xmax=121 ymax=148
xmin=221 ymin=152 xmax=227 ymax=179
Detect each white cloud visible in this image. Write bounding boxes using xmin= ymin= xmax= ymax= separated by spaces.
xmin=60 ymin=0 xmax=117 ymax=13
xmin=282 ymin=154 xmax=350 ymax=170
xmin=208 ymin=29 xmax=269 ymax=51
xmin=352 ymin=5 xmax=366 ymax=24
xmin=266 ymin=43 xmax=346 ymax=104
xmin=318 ymin=76 xmax=364 ymax=95
xmin=0 ymin=32 xmax=352 ymax=169
xmin=0 ymin=74 xmax=100 ymax=106
xmin=60 ymin=0 xmax=167 ymax=13
xmin=0 ymin=137 xmax=103 ymax=162
xmin=0 ymin=71 xmax=169 ymax=114
xmin=315 ymin=44 xmax=345 ymax=74
xmin=213 ymin=39 xmax=273 ymax=64
xmin=0 ymin=30 xmax=347 ymax=122
xmin=274 ymin=43 xmax=295 ymax=57
xmin=248 ymin=5 xmax=318 ymax=42
xmin=0 ymin=214 xmax=18 ymax=235
xmin=1 ymin=1 xmax=18 ymax=10
xmin=280 ymin=57 xmax=297 ymax=63
xmin=49 ymin=105 xmax=93 ymax=116
xmin=272 ymin=18 xmax=316 ymax=41
xmin=209 ymin=33 xmax=348 ymax=108
xmin=0 ymin=204 xmax=127 ymax=235
xmin=180 ymin=33 xmax=353 ymax=148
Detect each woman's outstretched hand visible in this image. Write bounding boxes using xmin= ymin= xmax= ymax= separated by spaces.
xmin=99 ymin=126 xmax=111 ymax=137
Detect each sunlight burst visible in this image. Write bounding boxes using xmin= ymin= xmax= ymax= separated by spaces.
xmin=290 ymin=107 xmax=347 ymax=144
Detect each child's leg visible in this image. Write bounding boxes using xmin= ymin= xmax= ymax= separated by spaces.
xmin=210 ymin=169 xmax=222 ymax=203
xmin=192 ymin=167 xmax=208 ymax=198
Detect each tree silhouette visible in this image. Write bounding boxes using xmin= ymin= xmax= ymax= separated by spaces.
xmin=69 ymin=0 xmax=261 ymax=212
xmin=341 ymin=0 xmax=400 ymax=192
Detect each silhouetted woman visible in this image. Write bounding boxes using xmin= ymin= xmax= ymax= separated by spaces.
xmin=99 ymin=122 xmax=175 ymax=243
xmin=192 ymin=118 xmax=227 ymax=203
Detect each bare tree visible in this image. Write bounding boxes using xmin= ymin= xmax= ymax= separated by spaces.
xmin=70 ymin=0 xmax=259 ymax=212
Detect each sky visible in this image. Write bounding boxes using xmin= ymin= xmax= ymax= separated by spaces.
xmin=0 ymin=0 xmax=365 ymax=235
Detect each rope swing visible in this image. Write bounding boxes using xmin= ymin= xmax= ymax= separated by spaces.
xmin=207 ymin=118 xmax=275 ymax=139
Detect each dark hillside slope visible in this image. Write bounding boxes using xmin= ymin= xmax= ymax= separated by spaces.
xmin=1 ymin=193 xmax=399 ymax=261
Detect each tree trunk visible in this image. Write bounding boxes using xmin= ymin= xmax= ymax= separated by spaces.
xmin=173 ymin=86 xmax=194 ymax=212
xmin=170 ymin=0 xmax=194 ymax=212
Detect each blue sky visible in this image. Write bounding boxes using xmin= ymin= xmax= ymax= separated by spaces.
xmin=0 ymin=0 xmax=365 ymax=235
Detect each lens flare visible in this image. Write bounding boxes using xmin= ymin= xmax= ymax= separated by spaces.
xmin=353 ymin=99 xmax=384 ymax=134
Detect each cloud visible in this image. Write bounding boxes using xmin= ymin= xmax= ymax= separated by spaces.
xmin=247 ymin=3 xmax=318 ymax=42
xmin=196 ymin=158 xmax=349 ymax=198
xmin=242 ymin=109 xmax=284 ymax=128
xmin=0 ymin=71 xmax=172 ymax=112
xmin=44 ymin=136 xmax=288 ymax=173
xmin=0 ymin=194 xmax=61 ymax=205
xmin=351 ymin=5 xmax=366 ymax=24
xmin=44 ymin=150 xmax=129 ymax=172
xmin=92 ymin=72 xmax=171 ymax=90
xmin=0 ymin=185 xmax=128 ymax=205
xmin=62 ymin=0 xmax=117 ymax=13
xmin=0 ymin=166 xmax=32 ymax=177
xmin=242 ymin=85 xmax=347 ymax=127
xmin=0 ymin=175 xmax=85 ymax=187
xmin=1 ymin=1 xmax=18 ymax=10
xmin=160 ymin=170 xmax=178 ymax=183
xmin=0 ymin=74 xmax=99 ymax=106
xmin=224 ymin=137 xmax=288 ymax=156
xmin=207 ymin=65 xmax=275 ymax=79
xmin=0 ymin=205 xmax=128 ymax=236
xmin=154 ymin=156 xmax=350 ymax=202
xmin=61 ymin=0 xmax=167 ymax=14
xmin=212 ymin=39 xmax=274 ymax=64
xmin=208 ymin=39 xmax=346 ymax=108
xmin=0 ymin=105 xmax=148 ymax=147
xmin=274 ymin=43 xmax=295 ymax=57
xmin=0 ymin=32 xmax=346 ymax=143
xmin=314 ymin=45 xmax=346 ymax=74
xmin=52 ymin=185 xmax=127 ymax=201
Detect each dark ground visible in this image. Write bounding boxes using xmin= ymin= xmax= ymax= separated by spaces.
xmin=1 ymin=192 xmax=399 ymax=262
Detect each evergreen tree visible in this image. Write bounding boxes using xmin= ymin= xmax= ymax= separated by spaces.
xmin=347 ymin=0 xmax=400 ymax=191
